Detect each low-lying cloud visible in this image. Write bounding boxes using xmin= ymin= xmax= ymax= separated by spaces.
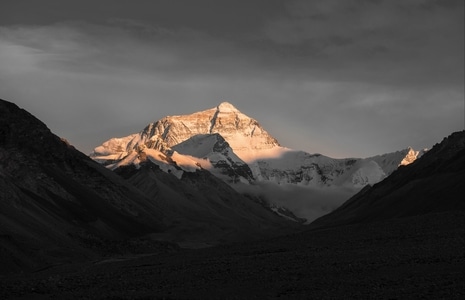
xmin=235 ymin=182 xmax=359 ymax=223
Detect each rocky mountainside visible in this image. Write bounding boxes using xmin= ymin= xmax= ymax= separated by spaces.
xmin=0 ymin=99 xmax=167 ymax=273
xmin=91 ymin=102 xmax=425 ymax=188
xmin=311 ymin=130 xmax=465 ymax=228
xmin=114 ymin=161 xmax=300 ymax=247
xmin=0 ymin=99 xmax=296 ymax=274
xmin=114 ymin=101 xmax=281 ymax=162
xmin=91 ymin=102 xmax=279 ymax=183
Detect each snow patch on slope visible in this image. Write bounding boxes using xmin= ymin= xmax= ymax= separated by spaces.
xmin=351 ymin=160 xmax=386 ymax=187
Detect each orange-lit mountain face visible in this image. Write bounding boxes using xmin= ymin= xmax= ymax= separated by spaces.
xmin=91 ymin=102 xmax=425 ymax=188
xmin=92 ymin=102 xmax=280 ymax=162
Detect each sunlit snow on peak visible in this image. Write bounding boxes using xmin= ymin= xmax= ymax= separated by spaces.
xmin=216 ymin=101 xmax=238 ymax=113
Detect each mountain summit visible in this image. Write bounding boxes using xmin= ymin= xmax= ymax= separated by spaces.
xmin=216 ymin=101 xmax=240 ymax=113
xmin=92 ymin=102 xmax=281 ymax=165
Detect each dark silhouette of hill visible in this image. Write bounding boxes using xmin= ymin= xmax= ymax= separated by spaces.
xmin=0 ymin=99 xmax=295 ymax=274
xmin=0 ymin=99 xmax=171 ymax=273
xmin=311 ymin=130 xmax=465 ymax=227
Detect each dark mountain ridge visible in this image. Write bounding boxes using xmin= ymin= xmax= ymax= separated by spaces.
xmin=311 ymin=130 xmax=465 ymax=227
xmin=0 ymin=99 xmax=171 ymax=273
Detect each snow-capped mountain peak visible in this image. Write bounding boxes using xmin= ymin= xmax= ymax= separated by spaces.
xmin=91 ymin=102 xmax=282 ymax=165
xmin=91 ymin=101 xmax=425 ymax=189
xmin=399 ymin=147 xmax=426 ymax=166
xmin=216 ymin=101 xmax=239 ymax=113
xmin=89 ymin=101 xmax=428 ymax=223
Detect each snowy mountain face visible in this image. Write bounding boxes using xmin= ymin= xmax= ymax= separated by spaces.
xmin=172 ymin=133 xmax=254 ymax=183
xmin=91 ymin=101 xmax=424 ymax=189
xmin=91 ymin=102 xmax=279 ymax=183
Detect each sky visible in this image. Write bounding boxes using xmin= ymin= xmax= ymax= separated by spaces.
xmin=1 ymin=0 xmax=463 ymax=158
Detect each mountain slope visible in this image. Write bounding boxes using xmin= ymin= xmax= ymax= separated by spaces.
xmin=311 ymin=130 xmax=465 ymax=227
xmin=172 ymin=133 xmax=254 ymax=182
xmin=114 ymin=162 xmax=298 ymax=247
xmin=0 ymin=99 xmax=170 ymax=273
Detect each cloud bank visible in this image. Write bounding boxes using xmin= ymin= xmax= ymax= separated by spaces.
xmin=236 ymin=182 xmax=358 ymax=223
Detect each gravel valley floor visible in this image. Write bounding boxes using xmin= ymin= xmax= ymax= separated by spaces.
xmin=1 ymin=211 xmax=464 ymax=300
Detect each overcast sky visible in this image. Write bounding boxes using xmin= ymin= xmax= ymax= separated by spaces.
xmin=1 ymin=0 xmax=463 ymax=158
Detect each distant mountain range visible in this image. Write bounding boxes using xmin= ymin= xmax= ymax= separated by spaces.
xmin=92 ymin=102 xmax=425 ymax=188
xmin=91 ymin=102 xmax=426 ymax=221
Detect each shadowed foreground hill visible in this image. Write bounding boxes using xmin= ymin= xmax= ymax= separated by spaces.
xmin=114 ymin=162 xmax=299 ymax=248
xmin=0 ymin=99 xmax=169 ymax=273
xmin=312 ymin=130 xmax=465 ymax=228
xmin=0 ymin=99 xmax=296 ymax=274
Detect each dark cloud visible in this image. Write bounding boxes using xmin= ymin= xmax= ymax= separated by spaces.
xmin=0 ymin=0 xmax=285 ymax=37
xmin=260 ymin=0 xmax=464 ymax=86
xmin=0 ymin=1 xmax=463 ymax=157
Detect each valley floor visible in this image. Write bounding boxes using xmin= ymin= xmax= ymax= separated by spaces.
xmin=1 ymin=211 xmax=464 ymax=299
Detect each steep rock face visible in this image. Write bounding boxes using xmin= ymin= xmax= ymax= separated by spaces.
xmin=399 ymin=147 xmax=426 ymax=166
xmin=91 ymin=103 xmax=261 ymax=182
xmin=172 ymin=133 xmax=254 ymax=182
xmin=311 ymin=131 xmax=465 ymax=228
xmin=141 ymin=102 xmax=280 ymax=157
xmin=92 ymin=102 xmax=281 ymax=163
